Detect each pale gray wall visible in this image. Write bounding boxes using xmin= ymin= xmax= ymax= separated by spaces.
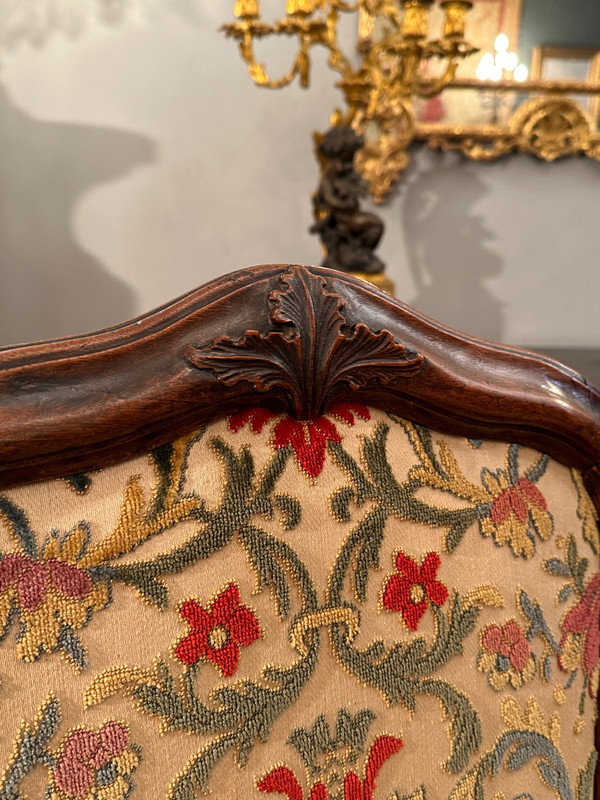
xmin=0 ymin=5 xmax=598 ymax=347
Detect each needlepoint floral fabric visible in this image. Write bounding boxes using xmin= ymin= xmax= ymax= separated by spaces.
xmin=0 ymin=406 xmax=598 ymax=799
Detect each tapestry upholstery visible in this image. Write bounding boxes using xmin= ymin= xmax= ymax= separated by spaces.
xmin=0 ymin=404 xmax=598 ymax=800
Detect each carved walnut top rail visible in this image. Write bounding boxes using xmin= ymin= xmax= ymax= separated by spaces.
xmin=1 ymin=264 xmax=599 ymax=503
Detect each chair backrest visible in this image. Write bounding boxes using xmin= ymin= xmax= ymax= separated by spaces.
xmin=0 ymin=264 xmax=598 ymax=800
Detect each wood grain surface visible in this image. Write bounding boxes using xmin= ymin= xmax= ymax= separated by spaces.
xmin=0 ymin=263 xmax=599 ymax=506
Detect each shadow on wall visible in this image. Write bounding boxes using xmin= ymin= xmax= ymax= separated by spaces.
xmin=402 ymin=149 xmax=505 ymax=343
xmin=0 ymin=0 xmax=214 ymax=49
xmin=0 ymin=84 xmax=155 ymax=346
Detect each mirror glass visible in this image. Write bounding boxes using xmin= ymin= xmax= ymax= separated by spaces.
xmin=420 ymin=0 xmax=600 ymax=128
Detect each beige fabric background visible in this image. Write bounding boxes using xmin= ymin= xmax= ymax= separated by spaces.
xmin=0 ymin=408 xmax=597 ymax=799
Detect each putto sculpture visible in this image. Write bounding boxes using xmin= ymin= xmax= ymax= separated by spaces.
xmin=311 ymin=126 xmax=385 ymax=276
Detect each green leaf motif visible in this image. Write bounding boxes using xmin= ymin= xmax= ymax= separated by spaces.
xmin=576 ymin=750 xmax=598 ymax=800
xmin=274 ymin=494 xmax=302 ymax=530
xmin=0 ymin=696 xmax=60 ymax=800
xmin=330 ymin=486 xmax=356 ymax=522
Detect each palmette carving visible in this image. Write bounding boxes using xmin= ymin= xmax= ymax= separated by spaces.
xmin=186 ymin=266 xmax=424 ymax=418
xmin=1 ymin=263 xmax=599 ymax=497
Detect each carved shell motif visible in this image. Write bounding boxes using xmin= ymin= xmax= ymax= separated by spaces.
xmin=186 ymin=266 xmax=424 ymax=418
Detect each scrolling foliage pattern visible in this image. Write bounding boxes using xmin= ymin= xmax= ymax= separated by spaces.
xmin=0 ymin=410 xmax=598 ymax=800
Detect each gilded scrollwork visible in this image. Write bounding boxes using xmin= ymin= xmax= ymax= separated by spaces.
xmin=224 ymin=3 xmax=600 ymax=203
xmin=353 ymin=96 xmax=415 ymax=203
xmin=415 ymin=95 xmax=600 ymax=165
xmin=222 ymin=1 xmax=477 ymax=203
xmin=511 ymin=96 xmax=595 ymax=160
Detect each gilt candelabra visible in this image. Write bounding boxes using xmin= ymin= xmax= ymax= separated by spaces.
xmin=223 ymin=1 xmax=476 ymax=292
xmin=223 ymin=0 xmax=477 ymax=204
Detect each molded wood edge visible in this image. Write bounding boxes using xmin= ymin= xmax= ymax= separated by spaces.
xmin=0 ymin=264 xmax=598 ymax=497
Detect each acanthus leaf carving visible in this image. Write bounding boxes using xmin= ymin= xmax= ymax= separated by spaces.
xmin=186 ymin=266 xmax=424 ymax=418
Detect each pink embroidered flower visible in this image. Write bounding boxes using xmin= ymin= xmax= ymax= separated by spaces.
xmin=257 ymin=734 xmax=402 ymax=800
xmin=479 ymin=468 xmax=553 ymax=558
xmin=49 ymin=721 xmax=140 ymax=800
xmin=228 ymin=403 xmax=371 ymax=478
xmin=0 ymin=553 xmax=91 ymax=611
xmin=174 ymin=583 xmax=260 ymax=676
xmin=477 ymin=619 xmax=535 ymax=690
xmin=382 ymin=551 xmax=448 ymax=631
xmin=490 ymin=479 xmax=547 ymax=529
xmin=0 ymin=539 xmax=108 ymax=664
xmin=559 ymin=572 xmax=600 ymax=697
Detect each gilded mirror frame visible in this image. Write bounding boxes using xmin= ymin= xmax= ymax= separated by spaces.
xmin=355 ymin=3 xmax=600 ymax=202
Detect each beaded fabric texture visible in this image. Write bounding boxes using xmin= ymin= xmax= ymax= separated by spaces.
xmin=0 ymin=406 xmax=598 ymax=800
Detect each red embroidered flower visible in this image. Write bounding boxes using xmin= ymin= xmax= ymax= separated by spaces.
xmin=272 ymin=415 xmax=341 ymax=478
xmin=343 ymin=735 xmax=403 ymax=800
xmin=228 ymin=408 xmax=277 ymax=434
xmin=382 ymin=551 xmax=448 ymax=631
xmin=327 ymin=402 xmax=371 ymax=427
xmin=174 ymin=583 xmax=260 ymax=676
xmin=258 ymin=766 xmax=325 ymax=800
xmin=227 ymin=402 xmax=370 ymax=479
xmin=257 ymin=734 xmax=402 ymax=800
xmin=559 ymin=572 xmax=600 ymax=696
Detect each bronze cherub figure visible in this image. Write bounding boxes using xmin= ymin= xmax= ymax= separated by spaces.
xmin=311 ymin=125 xmax=385 ymax=275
